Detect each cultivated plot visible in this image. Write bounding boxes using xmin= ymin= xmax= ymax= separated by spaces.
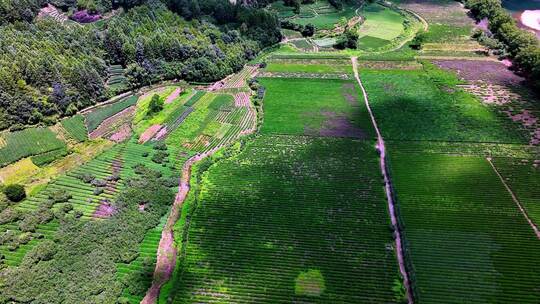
xmin=359 ymin=65 xmax=527 ymax=143
xmin=168 ymin=135 xmax=402 ymax=303
xmin=388 ymin=149 xmax=540 ymax=303
xmin=258 ymin=77 xmax=374 ymax=138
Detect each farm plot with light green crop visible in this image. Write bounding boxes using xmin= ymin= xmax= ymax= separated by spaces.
xmin=167 ymin=135 xmax=402 ymax=303
xmin=388 ymin=149 xmax=540 ymax=303
xmin=359 ymin=65 xmax=527 ymax=143
xmin=60 ymin=115 xmax=88 ymax=142
xmin=0 ymin=127 xmax=67 ymax=167
xmin=258 ymin=77 xmax=374 ymax=138
xmin=166 ymin=93 xmax=253 ymax=154
xmin=85 ymin=95 xmax=139 ymax=132
xmin=263 ymin=62 xmax=353 ymax=74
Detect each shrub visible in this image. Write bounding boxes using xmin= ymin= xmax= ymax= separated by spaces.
xmin=91 ymin=179 xmax=107 ymax=187
xmin=78 ymin=173 xmax=96 ymax=183
xmin=48 ymin=189 xmax=72 ymax=203
xmin=93 ymin=187 xmax=105 ymax=195
xmin=19 ymin=215 xmax=39 ymax=232
xmin=148 ymin=94 xmax=164 ymax=115
xmin=3 ymin=184 xmax=26 ymax=202
xmin=152 ymin=151 xmax=169 ymax=164
xmin=153 ymin=142 xmax=167 ymax=150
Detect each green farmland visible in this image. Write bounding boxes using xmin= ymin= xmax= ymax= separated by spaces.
xmin=2 ymin=0 xmax=540 ymax=303
xmin=167 ymin=135 xmax=402 ymax=303
xmin=389 ymin=149 xmax=540 ymax=303
xmin=258 ymin=77 xmax=374 ymax=138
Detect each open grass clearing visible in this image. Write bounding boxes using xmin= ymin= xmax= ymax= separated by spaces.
xmin=358 ymin=3 xmax=405 ymax=41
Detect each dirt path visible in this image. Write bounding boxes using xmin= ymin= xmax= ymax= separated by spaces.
xmin=141 ymin=150 xmax=211 ymax=304
xmin=486 ymin=158 xmax=540 ymax=239
xmin=351 ymin=57 xmax=414 ymax=304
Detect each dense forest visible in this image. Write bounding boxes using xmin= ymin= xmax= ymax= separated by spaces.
xmin=0 ymin=0 xmax=281 ymax=130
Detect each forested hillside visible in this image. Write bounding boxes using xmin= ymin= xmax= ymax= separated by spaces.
xmin=0 ymin=0 xmax=280 ymax=130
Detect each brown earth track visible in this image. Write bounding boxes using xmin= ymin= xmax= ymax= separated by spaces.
xmin=352 ymin=57 xmax=414 ymax=304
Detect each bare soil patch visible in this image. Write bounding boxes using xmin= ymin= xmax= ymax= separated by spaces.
xmin=93 ymin=201 xmax=117 ymax=219
xmin=165 ymin=88 xmax=183 ymax=104
xmin=109 ymin=124 xmax=131 ymax=143
xmin=139 ymin=124 xmax=163 ymax=143
xmin=398 ymin=0 xmax=473 ymax=26
xmin=433 ymin=59 xmax=524 ymax=86
xmin=89 ymin=106 xmax=136 ymax=139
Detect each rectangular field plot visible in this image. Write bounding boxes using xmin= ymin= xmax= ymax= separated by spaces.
xmin=259 ymin=78 xmax=375 ymax=138
xmin=491 ymin=157 xmax=540 ymax=226
xmin=263 ymin=62 xmax=353 ymax=74
xmin=169 ymin=135 xmax=401 ymax=303
xmin=389 ymin=151 xmax=540 ymax=303
xmin=360 ymin=68 xmax=527 ymax=143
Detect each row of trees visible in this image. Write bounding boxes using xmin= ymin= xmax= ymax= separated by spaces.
xmin=0 ymin=1 xmax=280 ymax=130
xmin=460 ymin=0 xmax=540 ymax=88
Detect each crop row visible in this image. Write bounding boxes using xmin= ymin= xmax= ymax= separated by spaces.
xmin=491 ymin=157 xmax=540 ymax=227
xmin=0 ymin=127 xmax=67 ymax=167
xmin=169 ymin=135 xmax=401 ymax=303
xmin=85 ymin=95 xmax=138 ymax=132
xmin=60 ymin=115 xmax=89 ymax=142
xmin=388 ymin=151 xmax=540 ymax=303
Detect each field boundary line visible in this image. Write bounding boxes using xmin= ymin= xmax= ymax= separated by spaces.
xmin=486 ymin=157 xmax=540 ymax=239
xmin=351 ymin=56 xmax=414 ymax=304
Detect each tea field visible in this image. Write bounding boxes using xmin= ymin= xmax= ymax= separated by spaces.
xmin=167 ymin=135 xmax=402 ymax=303
xmin=388 ymin=149 xmax=540 ymax=303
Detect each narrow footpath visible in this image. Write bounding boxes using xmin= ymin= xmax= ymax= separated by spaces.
xmin=141 ymin=147 xmax=222 ymax=304
xmin=351 ymin=57 xmax=414 ymax=304
xmin=487 ymin=157 xmax=540 ymax=239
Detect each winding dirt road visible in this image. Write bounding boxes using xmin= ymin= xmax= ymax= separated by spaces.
xmin=351 ymin=57 xmax=414 ymax=304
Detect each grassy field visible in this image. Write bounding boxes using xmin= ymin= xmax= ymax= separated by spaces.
xmin=388 ymin=149 xmax=540 ymax=303
xmin=0 ymin=127 xmax=67 ymax=167
xmin=258 ymin=77 xmax=374 ymax=138
xmin=358 ymin=4 xmax=405 ymax=41
xmin=359 ymin=65 xmax=527 ymax=143
xmin=85 ymin=95 xmax=139 ymax=132
xmin=167 ymin=135 xmax=402 ymax=303
xmin=263 ymin=62 xmax=353 ymax=74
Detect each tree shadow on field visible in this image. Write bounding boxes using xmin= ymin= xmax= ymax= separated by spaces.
xmin=171 ymin=136 xmax=398 ymax=303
